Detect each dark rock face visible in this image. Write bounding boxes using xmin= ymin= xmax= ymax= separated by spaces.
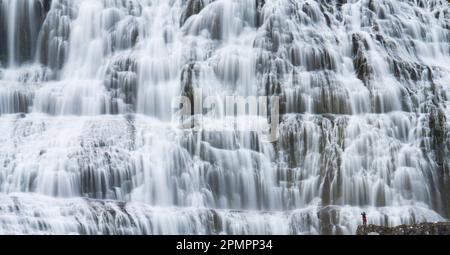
xmin=356 ymin=222 xmax=450 ymax=235
xmin=181 ymin=62 xmax=201 ymax=114
xmin=180 ymin=0 xmax=207 ymax=26
xmin=104 ymin=54 xmax=139 ymax=114
xmin=352 ymin=33 xmax=373 ymax=86
xmin=0 ymin=0 xmax=50 ymax=66
xmin=37 ymin=0 xmax=73 ymax=70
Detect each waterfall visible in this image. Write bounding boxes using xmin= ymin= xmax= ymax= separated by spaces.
xmin=0 ymin=0 xmax=449 ymax=235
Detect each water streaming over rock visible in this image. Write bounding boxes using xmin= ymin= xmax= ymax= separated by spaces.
xmin=0 ymin=0 xmax=449 ymax=235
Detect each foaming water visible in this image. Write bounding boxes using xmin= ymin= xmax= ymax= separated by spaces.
xmin=0 ymin=0 xmax=449 ymax=234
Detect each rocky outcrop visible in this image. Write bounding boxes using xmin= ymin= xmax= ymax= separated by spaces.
xmin=352 ymin=33 xmax=373 ymax=86
xmin=104 ymin=54 xmax=139 ymax=114
xmin=180 ymin=0 xmax=207 ymax=26
xmin=356 ymin=222 xmax=450 ymax=235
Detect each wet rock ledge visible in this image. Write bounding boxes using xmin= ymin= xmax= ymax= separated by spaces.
xmin=356 ymin=222 xmax=450 ymax=235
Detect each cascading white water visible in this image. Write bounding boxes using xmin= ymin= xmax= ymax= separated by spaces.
xmin=0 ymin=0 xmax=449 ymax=235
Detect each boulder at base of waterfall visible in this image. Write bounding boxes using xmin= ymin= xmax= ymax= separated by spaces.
xmin=356 ymin=222 xmax=450 ymax=235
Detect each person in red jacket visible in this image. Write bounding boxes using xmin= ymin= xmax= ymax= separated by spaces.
xmin=361 ymin=212 xmax=367 ymax=226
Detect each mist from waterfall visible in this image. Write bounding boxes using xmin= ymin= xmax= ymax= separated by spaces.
xmin=0 ymin=0 xmax=449 ymax=235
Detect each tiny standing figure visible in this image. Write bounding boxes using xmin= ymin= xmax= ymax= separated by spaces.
xmin=361 ymin=212 xmax=367 ymax=226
